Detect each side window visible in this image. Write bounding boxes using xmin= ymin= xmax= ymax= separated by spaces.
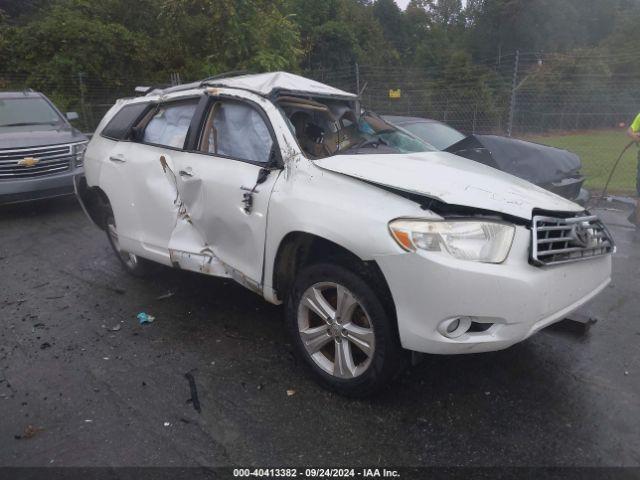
xmin=142 ymin=100 xmax=198 ymax=149
xmin=200 ymin=100 xmax=274 ymax=164
xmin=101 ymin=103 xmax=150 ymax=140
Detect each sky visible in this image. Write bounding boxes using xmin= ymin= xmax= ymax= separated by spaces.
xmin=395 ymin=0 xmax=467 ymax=10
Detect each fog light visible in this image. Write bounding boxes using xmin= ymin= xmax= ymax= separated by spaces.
xmin=438 ymin=317 xmax=472 ymax=339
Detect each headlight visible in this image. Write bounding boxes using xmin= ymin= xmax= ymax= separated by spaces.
xmin=72 ymin=142 xmax=88 ymax=167
xmin=389 ymin=219 xmax=515 ymax=264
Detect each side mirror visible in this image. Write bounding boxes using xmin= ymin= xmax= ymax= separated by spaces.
xmin=66 ymin=112 xmax=79 ymax=121
xmin=131 ymin=126 xmax=145 ymax=142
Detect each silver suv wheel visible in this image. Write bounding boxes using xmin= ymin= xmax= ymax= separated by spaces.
xmin=297 ymin=282 xmax=375 ymax=379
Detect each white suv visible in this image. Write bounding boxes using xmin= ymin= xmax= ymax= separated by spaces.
xmin=75 ymin=72 xmax=614 ymax=396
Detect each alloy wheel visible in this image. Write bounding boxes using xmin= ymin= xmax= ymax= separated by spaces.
xmin=297 ymin=282 xmax=375 ymax=379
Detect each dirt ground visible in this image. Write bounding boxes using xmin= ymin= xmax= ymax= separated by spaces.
xmin=0 ymin=197 xmax=639 ymax=468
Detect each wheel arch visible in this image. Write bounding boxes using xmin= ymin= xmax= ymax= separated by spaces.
xmin=75 ymin=175 xmax=112 ymax=230
xmin=271 ymin=231 xmax=397 ymax=321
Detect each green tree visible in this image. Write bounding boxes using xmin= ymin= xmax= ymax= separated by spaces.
xmin=158 ymin=0 xmax=302 ymax=78
xmin=373 ymin=0 xmax=408 ymax=55
xmin=0 ymin=0 xmax=153 ymax=96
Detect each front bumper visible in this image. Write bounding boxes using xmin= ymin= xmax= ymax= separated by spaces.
xmin=376 ymin=226 xmax=612 ymax=354
xmin=0 ymin=167 xmax=83 ymax=204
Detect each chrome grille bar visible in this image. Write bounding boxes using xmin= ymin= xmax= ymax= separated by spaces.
xmin=531 ymin=214 xmax=615 ymax=266
xmin=0 ymin=152 xmax=71 ymax=163
xmin=0 ymin=144 xmax=73 ymax=179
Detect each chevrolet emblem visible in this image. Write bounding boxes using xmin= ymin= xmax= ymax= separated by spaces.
xmin=18 ymin=157 xmax=39 ymax=167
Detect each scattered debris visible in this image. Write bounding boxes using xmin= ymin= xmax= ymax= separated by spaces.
xmin=15 ymin=425 xmax=43 ymax=440
xmin=156 ymin=292 xmax=175 ymax=300
xmin=548 ymin=315 xmax=598 ymax=336
xmin=137 ymin=312 xmax=155 ymax=325
xmin=184 ymin=371 xmax=202 ymax=413
xmin=286 ymin=389 xmax=296 ymax=397
xmin=163 ymin=422 xmax=171 ymax=427
xmin=4 ymin=299 xmax=26 ymax=306
xmin=566 ymin=314 xmax=599 ymax=327
xmin=223 ymin=327 xmax=249 ymax=340
xmin=31 ymin=323 xmax=45 ymax=333
xmin=40 ymin=342 xmax=51 ymax=350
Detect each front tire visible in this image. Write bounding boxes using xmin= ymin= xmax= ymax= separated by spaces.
xmin=105 ymin=213 xmax=153 ymax=277
xmin=286 ymin=263 xmax=405 ymax=397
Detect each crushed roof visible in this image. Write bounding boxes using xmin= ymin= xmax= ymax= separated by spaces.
xmin=159 ymin=72 xmax=357 ymax=99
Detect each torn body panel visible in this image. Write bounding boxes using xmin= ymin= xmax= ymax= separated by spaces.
xmin=158 ymin=153 xmax=230 ymax=278
xmin=169 ymin=248 xmax=229 ymax=276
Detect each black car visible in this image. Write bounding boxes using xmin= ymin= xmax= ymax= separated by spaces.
xmin=384 ymin=116 xmax=589 ymax=205
xmin=0 ymin=91 xmax=88 ymax=204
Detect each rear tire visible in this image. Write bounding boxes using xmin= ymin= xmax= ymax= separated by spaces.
xmin=105 ymin=213 xmax=154 ymax=277
xmin=286 ymin=263 xmax=406 ymax=397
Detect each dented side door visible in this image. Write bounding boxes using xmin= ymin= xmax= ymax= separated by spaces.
xmin=166 ymin=96 xmax=282 ymax=290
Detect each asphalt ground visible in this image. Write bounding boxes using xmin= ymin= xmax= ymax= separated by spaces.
xmin=0 ymin=196 xmax=639 ymax=469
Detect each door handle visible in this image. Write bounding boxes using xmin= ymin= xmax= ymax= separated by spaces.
xmin=179 ymin=168 xmax=194 ymax=178
xmin=109 ymin=155 xmax=126 ymax=163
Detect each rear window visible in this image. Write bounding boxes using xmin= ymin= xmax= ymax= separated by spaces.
xmin=101 ymin=102 xmax=151 ymax=140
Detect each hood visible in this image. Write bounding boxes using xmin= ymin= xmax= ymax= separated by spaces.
xmin=0 ymin=124 xmax=87 ymax=149
xmin=314 ymin=151 xmax=583 ymax=220
xmin=445 ymin=135 xmax=582 ymax=185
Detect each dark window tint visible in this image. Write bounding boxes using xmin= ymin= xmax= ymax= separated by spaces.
xmin=101 ymin=103 xmax=151 ymax=140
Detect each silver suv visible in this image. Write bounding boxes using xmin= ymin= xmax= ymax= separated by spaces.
xmin=0 ymin=91 xmax=88 ymax=204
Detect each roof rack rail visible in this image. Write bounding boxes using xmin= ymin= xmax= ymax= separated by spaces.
xmin=199 ymin=70 xmax=252 ymax=86
xmin=134 ymin=84 xmax=170 ymax=96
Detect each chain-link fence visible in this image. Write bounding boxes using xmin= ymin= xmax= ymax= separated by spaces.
xmin=308 ymin=56 xmax=640 ymax=194
xmin=0 ymin=72 xmax=172 ymax=133
xmin=3 ymin=54 xmax=640 ymax=194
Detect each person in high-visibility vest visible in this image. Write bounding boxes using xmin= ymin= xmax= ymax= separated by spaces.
xmin=626 ymin=114 xmax=640 ymax=226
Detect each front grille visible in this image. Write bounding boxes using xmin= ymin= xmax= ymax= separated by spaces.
xmin=531 ymin=214 xmax=615 ymax=266
xmin=0 ymin=144 xmax=73 ymax=179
